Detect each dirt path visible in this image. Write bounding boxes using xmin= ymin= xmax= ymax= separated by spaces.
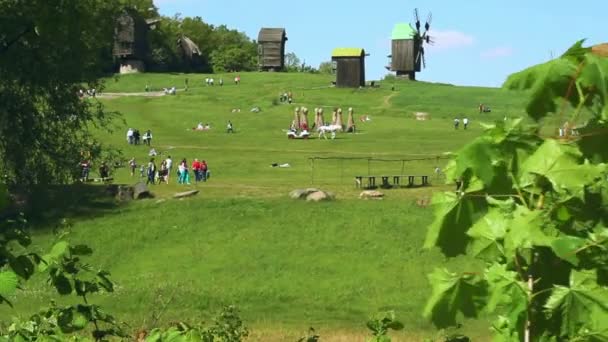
xmin=381 ymin=92 xmax=397 ymax=108
xmin=96 ymin=91 xmax=166 ymax=99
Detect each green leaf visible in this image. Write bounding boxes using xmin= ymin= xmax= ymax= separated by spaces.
xmin=0 ymin=271 xmax=19 ymax=297
xmin=96 ymin=271 xmax=114 ymax=292
xmin=577 ymin=119 xmax=608 ymax=162
xmin=424 ymin=192 xmax=487 ymax=256
xmin=51 ymin=274 xmax=73 ymax=295
xmin=451 ymin=138 xmax=500 ymax=187
xmin=9 ymin=255 xmax=35 ymax=280
xmin=561 ymin=39 xmax=591 ymax=61
xmin=466 ymin=208 xmax=508 ymax=262
xmin=545 ymin=270 xmax=608 ymax=338
xmin=520 ymin=139 xmax=605 ymax=199
xmin=423 ymin=268 xmax=486 ymax=328
xmin=484 ymin=264 xmax=528 ymax=330
xmin=503 ymin=57 xmax=579 ymax=121
xmin=551 ymin=236 xmax=587 ymax=266
xmin=71 ymin=312 xmax=89 ymax=330
xmin=504 ymin=205 xmax=552 ymax=258
xmin=49 ymin=241 xmax=69 ymax=259
xmin=580 ymin=53 xmax=608 ymax=117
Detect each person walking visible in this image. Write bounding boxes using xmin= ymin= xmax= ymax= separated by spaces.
xmin=201 ymin=160 xmax=209 ymax=181
xmin=454 ymin=118 xmax=460 ymax=130
xmin=128 ymin=157 xmax=137 ymax=177
xmin=227 ymin=120 xmax=234 ymax=133
xmin=463 ymin=117 xmax=469 ymax=130
xmin=165 ymin=155 xmax=173 ymax=183
xmin=146 ymin=158 xmax=156 ymax=185
xmin=192 ymin=158 xmax=202 ymax=182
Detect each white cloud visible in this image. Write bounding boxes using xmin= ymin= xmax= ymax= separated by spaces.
xmin=426 ymin=30 xmax=475 ymax=51
xmin=480 ymin=46 xmax=514 ymax=59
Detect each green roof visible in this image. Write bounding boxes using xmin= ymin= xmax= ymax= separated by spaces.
xmin=331 ymin=48 xmax=364 ymax=57
xmin=392 ymin=23 xmax=415 ymax=40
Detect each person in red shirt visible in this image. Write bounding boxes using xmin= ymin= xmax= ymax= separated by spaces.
xmin=192 ymin=158 xmax=202 ymax=182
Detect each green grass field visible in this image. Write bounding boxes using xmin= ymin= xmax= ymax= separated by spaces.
xmin=2 ymin=72 xmax=529 ymax=341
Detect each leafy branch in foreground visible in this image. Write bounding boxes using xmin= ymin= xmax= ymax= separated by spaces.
xmin=144 ymin=305 xmax=249 ymax=342
xmin=365 ymin=311 xmax=404 ymax=342
xmin=423 ymin=40 xmax=608 ymax=341
xmin=1 ymin=238 xmax=127 ymax=341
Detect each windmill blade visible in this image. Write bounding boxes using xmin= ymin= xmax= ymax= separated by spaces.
xmin=426 ymin=12 xmax=433 ymax=28
xmin=414 ymin=8 xmax=421 ymax=32
xmin=422 ymin=52 xmax=426 ymax=68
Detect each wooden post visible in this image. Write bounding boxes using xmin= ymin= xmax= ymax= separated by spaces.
xmin=310 ymin=158 xmax=315 ymax=185
xmin=525 ymin=275 xmax=533 ymax=342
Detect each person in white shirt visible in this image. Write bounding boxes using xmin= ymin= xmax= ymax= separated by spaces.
xmin=126 ymin=128 xmax=134 ymax=144
xmin=165 ymin=156 xmax=173 ymax=184
xmin=463 ymin=117 xmax=469 ymax=130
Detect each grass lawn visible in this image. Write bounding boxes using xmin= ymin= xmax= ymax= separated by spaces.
xmin=2 ymin=72 xmax=528 ymax=341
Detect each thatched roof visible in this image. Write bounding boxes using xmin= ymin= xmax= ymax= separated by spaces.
xmin=592 ymin=43 xmax=608 ymax=57
xmin=258 ymin=28 xmax=287 ymax=42
xmin=332 ymin=48 xmax=365 ymax=58
xmin=178 ymin=36 xmax=201 ymax=58
xmin=392 ymin=23 xmax=415 ymax=40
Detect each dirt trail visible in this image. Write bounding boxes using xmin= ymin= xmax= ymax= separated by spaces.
xmin=96 ymin=91 xmax=166 ymax=99
xmin=381 ymin=92 xmax=397 ymax=108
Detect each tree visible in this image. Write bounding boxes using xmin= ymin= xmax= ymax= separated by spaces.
xmin=318 ymin=61 xmax=334 ymax=74
xmin=0 ymin=0 xmax=121 ymax=185
xmin=285 ymin=52 xmax=301 ymax=72
xmin=423 ymin=40 xmax=608 ymax=341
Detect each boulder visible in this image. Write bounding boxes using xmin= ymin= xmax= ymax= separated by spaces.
xmin=173 ymin=190 xmax=199 ymax=199
xmin=133 ymin=182 xmax=153 ymax=199
xmin=289 ymin=188 xmax=320 ymax=199
xmin=360 ymin=190 xmax=384 ymax=199
xmin=306 ymin=191 xmax=332 ymax=202
xmin=115 ymin=185 xmax=134 ymax=202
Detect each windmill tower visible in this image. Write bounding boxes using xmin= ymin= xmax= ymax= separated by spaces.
xmin=386 ymin=8 xmax=433 ymax=80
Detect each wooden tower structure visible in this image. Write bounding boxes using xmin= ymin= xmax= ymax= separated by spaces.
xmin=331 ymin=48 xmax=366 ymax=88
xmin=257 ymin=28 xmax=288 ymax=71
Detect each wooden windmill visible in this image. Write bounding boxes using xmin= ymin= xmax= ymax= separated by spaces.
xmin=258 ymin=28 xmax=288 ymax=71
xmin=386 ymin=8 xmax=433 ymax=80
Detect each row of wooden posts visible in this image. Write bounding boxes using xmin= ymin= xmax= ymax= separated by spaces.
xmin=292 ymin=107 xmax=356 ymax=131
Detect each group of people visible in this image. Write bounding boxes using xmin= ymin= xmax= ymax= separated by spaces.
xmin=126 ymin=128 xmax=153 ymax=146
xmin=453 ymin=117 xmax=470 ymax=130
xmin=129 ymin=155 xmax=211 ymax=185
xmin=194 ymin=122 xmax=212 ymax=131
xmin=78 ymin=160 xmax=111 ymax=182
xmin=205 ymin=77 xmax=223 ymax=86
xmin=279 ymin=91 xmax=293 ymax=104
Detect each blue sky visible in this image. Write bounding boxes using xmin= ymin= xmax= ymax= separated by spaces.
xmin=153 ymin=0 xmax=605 ymax=87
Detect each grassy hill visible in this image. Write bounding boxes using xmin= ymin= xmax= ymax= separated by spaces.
xmin=2 ymin=72 xmax=527 ymax=341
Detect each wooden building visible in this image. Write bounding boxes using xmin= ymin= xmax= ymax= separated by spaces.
xmin=113 ymin=9 xmax=150 ymax=73
xmin=389 ymin=23 xmax=420 ymax=79
xmin=331 ymin=48 xmax=366 ymax=88
xmin=257 ymin=28 xmax=288 ymax=71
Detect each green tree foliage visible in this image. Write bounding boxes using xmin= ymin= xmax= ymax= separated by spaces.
xmin=318 ymin=61 xmax=335 ymax=74
xmin=423 ymin=40 xmax=608 ymax=341
xmin=0 ymin=0 xmax=120 ymax=185
xmin=285 ymin=52 xmax=302 ymax=72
